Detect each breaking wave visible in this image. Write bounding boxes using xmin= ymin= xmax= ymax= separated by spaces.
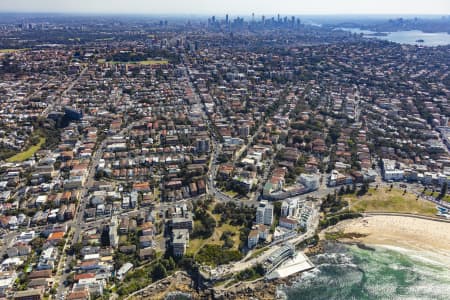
xmin=280 ymin=242 xmax=450 ymax=300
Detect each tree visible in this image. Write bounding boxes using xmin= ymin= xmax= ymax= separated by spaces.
xmin=30 ymin=237 xmax=46 ymax=253
xmin=439 ymin=182 xmax=448 ymax=199
xmin=151 ymin=263 xmax=167 ymax=282
xmin=273 ymin=201 xmax=282 ymax=218
xmin=345 ymin=185 xmax=352 ymax=194
xmin=357 ymin=182 xmax=369 ymax=196
xmin=161 ymin=257 xmax=176 ymax=271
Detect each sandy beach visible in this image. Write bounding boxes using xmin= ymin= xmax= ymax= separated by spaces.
xmin=325 ymin=215 xmax=450 ymax=260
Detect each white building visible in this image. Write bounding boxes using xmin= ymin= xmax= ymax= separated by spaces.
xmin=109 ymin=216 xmax=119 ymax=248
xmin=247 ymin=224 xmax=269 ymax=248
xmin=256 ymin=200 xmax=274 ymax=226
xmin=279 ymin=217 xmax=298 ymax=230
xmin=382 ymin=159 xmax=404 ymax=181
xmin=117 ymin=263 xmax=133 ymax=281
xmin=384 ymin=170 xmax=404 ymax=181
xmin=281 ymin=198 xmax=299 ymax=218
xmin=299 ymin=174 xmax=320 ymax=191
xmin=172 ymin=229 xmax=189 ymax=257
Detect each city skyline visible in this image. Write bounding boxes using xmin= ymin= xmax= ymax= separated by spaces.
xmin=0 ymin=3 xmax=449 ymax=300
xmin=0 ymin=0 xmax=449 ymax=15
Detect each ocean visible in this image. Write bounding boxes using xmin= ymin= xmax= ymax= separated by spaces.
xmin=279 ymin=242 xmax=450 ymax=300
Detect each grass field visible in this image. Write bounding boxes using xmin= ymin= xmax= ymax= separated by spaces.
xmin=425 ymin=190 xmax=450 ymax=203
xmin=98 ymin=59 xmax=169 ymax=65
xmin=138 ymin=60 xmax=169 ymax=65
xmin=186 ymin=221 xmax=241 ymax=256
xmin=244 ymin=246 xmax=268 ymax=261
xmin=224 ymin=190 xmax=238 ymax=198
xmin=186 ymin=208 xmax=241 ymax=256
xmin=7 ymin=137 xmax=46 ymax=162
xmin=343 ymin=187 xmax=437 ymax=216
xmin=0 ymin=49 xmax=28 ymax=53
xmin=95 ymin=37 xmax=115 ymax=41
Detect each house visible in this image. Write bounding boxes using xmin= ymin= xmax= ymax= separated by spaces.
xmin=117 ymin=263 xmax=133 ymax=281
xmin=46 ymin=231 xmax=64 ymax=246
xmin=6 ymin=247 xmax=18 ymax=258
xmin=139 ymin=236 xmax=154 ymax=248
xmin=119 ymin=218 xmax=129 ymax=234
xmin=247 ymin=229 xmax=259 ymax=249
xmin=247 ymin=224 xmax=269 ymax=249
xmin=67 ymin=290 xmax=90 ymax=300
xmin=37 ymin=247 xmax=58 ymax=270
xmin=119 ymin=245 xmax=136 ymax=255
xmin=13 ymin=288 xmax=44 ymax=300
xmin=139 ymin=248 xmax=155 ymax=261
xmin=279 ymin=217 xmax=298 ymax=230
xmin=132 ymin=182 xmax=150 ymax=192
xmin=27 ymin=278 xmax=50 ymax=290
xmin=0 ymin=271 xmax=17 ymax=296
xmin=28 ymin=270 xmax=52 ymax=280
xmin=74 ymin=273 xmax=96 ymax=283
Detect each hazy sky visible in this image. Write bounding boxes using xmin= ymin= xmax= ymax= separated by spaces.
xmin=0 ymin=0 xmax=449 ymax=15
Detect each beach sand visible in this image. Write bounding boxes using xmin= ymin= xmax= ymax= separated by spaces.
xmin=326 ymin=215 xmax=450 ymax=260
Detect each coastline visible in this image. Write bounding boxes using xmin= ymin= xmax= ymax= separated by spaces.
xmin=133 ymin=215 xmax=450 ymax=299
xmin=323 ymin=215 xmax=450 ymax=264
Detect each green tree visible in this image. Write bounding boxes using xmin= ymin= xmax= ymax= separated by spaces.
xmin=439 ymin=182 xmax=448 ymax=199
xmin=151 ymin=263 xmax=167 ymax=282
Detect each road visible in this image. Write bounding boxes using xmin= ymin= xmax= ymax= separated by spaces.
xmin=56 ymin=116 xmax=138 ymax=299
xmin=207 ymin=196 xmax=323 ymax=279
xmin=42 ymin=66 xmax=88 ymax=117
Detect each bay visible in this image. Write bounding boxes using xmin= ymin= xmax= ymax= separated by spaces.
xmin=340 ymin=28 xmax=450 ymax=46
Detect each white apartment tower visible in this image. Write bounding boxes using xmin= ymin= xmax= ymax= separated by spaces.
xmin=256 ymin=200 xmax=274 ymax=226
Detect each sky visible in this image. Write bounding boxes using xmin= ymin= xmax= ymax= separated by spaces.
xmin=0 ymin=0 xmax=449 ymax=15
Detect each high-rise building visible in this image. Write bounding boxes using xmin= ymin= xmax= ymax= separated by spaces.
xmin=239 ymin=124 xmax=250 ymax=138
xmin=109 ymin=215 xmax=119 ymax=248
xmin=196 ymin=138 xmax=210 ymax=153
xmin=256 ymin=200 xmax=274 ymax=226
xmin=172 ymin=229 xmax=189 ymax=257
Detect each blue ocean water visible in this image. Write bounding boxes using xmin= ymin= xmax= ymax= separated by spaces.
xmin=280 ymin=243 xmax=450 ymax=300
xmin=340 ymin=28 xmax=450 ymax=46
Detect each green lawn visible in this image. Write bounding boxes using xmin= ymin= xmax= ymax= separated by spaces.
xmin=343 ymin=188 xmax=437 ymax=216
xmin=7 ymin=137 xmax=45 ymax=162
xmin=95 ymin=37 xmax=115 ymax=41
xmin=425 ymin=191 xmax=450 ymax=203
xmin=138 ymin=60 xmax=169 ymax=65
xmin=223 ymin=190 xmax=238 ymax=198
xmin=98 ymin=59 xmax=169 ymax=65
xmin=244 ymin=246 xmax=268 ymax=261
xmin=195 ymin=245 xmax=242 ymax=267
xmin=186 ymin=221 xmax=241 ymax=256
xmin=186 ymin=207 xmax=242 ymax=257
xmin=0 ymin=49 xmax=28 ymax=53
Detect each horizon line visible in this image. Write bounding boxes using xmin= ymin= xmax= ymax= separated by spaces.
xmin=0 ymin=11 xmax=448 ymax=17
